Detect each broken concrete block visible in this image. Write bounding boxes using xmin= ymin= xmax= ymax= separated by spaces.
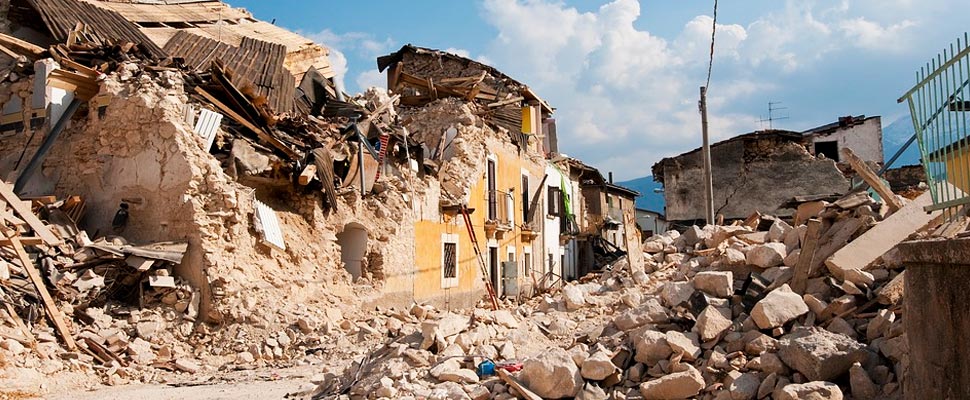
xmin=438 ymin=369 xmax=479 ymax=384
xmin=492 ymin=310 xmax=519 ymax=329
xmin=634 ymin=330 xmax=673 ymax=364
xmin=613 ymin=298 xmax=668 ymax=331
xmin=695 ymin=305 xmax=733 ymax=342
xmin=751 ymin=284 xmax=808 ymax=329
xmin=520 ymin=347 xmax=582 ymax=399
xmin=723 ymin=248 xmax=746 ymax=265
xmin=826 ymin=190 xmax=940 ymax=278
xmin=767 ymin=219 xmax=793 ymax=243
xmin=826 ymin=317 xmax=857 ymax=339
xmin=865 ymin=309 xmax=894 ymax=341
xmin=849 ymin=362 xmax=878 ymax=400
xmin=751 ymin=284 xmax=809 ymax=329
xmin=638 ymin=364 xmax=705 ymax=400
xmin=694 ymin=271 xmax=734 ymax=298
xmin=777 ymin=327 xmax=868 ymax=381
xmin=683 ymin=225 xmax=710 ymax=247
xmin=747 ymin=243 xmax=788 ymax=269
xmin=843 ymin=268 xmax=874 ymax=288
xmin=877 ymin=271 xmax=905 ymax=305
xmin=580 ymin=350 xmax=617 ymax=381
xmin=174 ymin=358 xmax=201 ymax=373
xmin=774 ymin=381 xmax=844 ymax=400
xmin=665 ymin=331 xmax=701 ymax=361
xmin=563 ymin=285 xmax=586 ymax=311
xmin=728 ymin=372 xmax=760 ymax=400
xmin=421 ymin=313 xmax=468 ymax=349
xmin=661 ymin=281 xmax=695 ymax=307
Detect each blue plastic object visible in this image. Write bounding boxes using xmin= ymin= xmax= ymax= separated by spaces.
xmin=477 ymin=359 xmax=495 ymax=377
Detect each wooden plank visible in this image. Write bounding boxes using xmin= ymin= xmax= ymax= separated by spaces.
xmin=0 ymin=237 xmax=44 ymax=246
xmin=9 ymin=237 xmax=76 ymax=350
xmin=826 ymin=190 xmax=944 ymax=278
xmin=194 ymin=87 xmax=298 ymax=160
xmin=790 ymin=219 xmax=822 ymax=294
xmin=0 ymin=32 xmax=45 ymax=59
xmin=497 ymin=369 xmax=542 ymax=400
xmin=842 ymin=147 xmax=903 ymax=213
xmin=0 ymin=182 xmax=61 ymax=246
xmin=298 ymin=164 xmax=316 ymax=185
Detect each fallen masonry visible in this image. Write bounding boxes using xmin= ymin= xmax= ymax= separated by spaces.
xmin=287 ymin=187 xmax=929 ymax=399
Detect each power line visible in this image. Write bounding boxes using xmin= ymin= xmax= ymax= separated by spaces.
xmin=705 ymin=0 xmax=718 ymax=90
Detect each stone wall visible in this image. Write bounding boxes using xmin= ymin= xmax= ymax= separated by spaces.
xmin=661 ymin=137 xmax=850 ymax=222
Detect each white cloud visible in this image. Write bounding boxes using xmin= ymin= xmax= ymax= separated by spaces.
xmin=476 ymin=0 xmax=938 ymax=180
xmin=839 ymin=17 xmax=916 ymax=52
xmin=355 ymin=69 xmax=385 ymax=91
xmin=443 ymin=47 xmax=472 ymax=58
xmin=303 ymin=29 xmax=395 ymax=92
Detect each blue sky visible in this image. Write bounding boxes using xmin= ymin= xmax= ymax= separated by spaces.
xmin=231 ymin=0 xmax=965 ymax=180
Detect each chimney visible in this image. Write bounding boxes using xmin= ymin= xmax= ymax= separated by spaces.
xmin=608 ymin=172 xmax=613 ymax=184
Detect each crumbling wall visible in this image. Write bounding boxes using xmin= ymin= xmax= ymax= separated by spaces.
xmin=664 ymin=138 xmax=850 ymax=221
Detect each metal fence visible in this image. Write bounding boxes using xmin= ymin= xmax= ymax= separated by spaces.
xmin=898 ymin=32 xmax=970 ymax=218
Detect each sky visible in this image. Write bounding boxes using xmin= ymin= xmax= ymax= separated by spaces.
xmin=231 ymin=0 xmax=966 ymax=181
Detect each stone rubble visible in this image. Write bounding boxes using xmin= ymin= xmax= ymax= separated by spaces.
xmin=288 ymin=191 xmax=917 ymax=400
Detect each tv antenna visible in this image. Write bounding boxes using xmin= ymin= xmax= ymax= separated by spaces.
xmin=758 ymin=101 xmax=790 ymax=130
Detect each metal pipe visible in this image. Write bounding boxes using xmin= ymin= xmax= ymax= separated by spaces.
xmin=15 ymin=99 xmax=82 ymax=194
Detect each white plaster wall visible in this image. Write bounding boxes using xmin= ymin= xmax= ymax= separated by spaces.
xmin=543 ymin=164 xmax=562 ymax=278
xmin=812 ymin=117 xmax=883 ymax=163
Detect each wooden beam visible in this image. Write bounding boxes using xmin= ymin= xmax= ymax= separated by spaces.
xmin=842 ymin=147 xmax=903 ymax=213
xmin=0 ymin=32 xmax=44 ymax=59
xmin=0 ymin=182 xmax=61 ymax=246
xmin=298 ymin=164 xmax=317 ymax=185
xmin=0 ymin=237 xmax=43 ymax=246
xmin=9 ymin=237 xmax=76 ymax=350
xmin=790 ymin=218 xmax=822 ymax=295
xmin=497 ymin=369 xmax=542 ymax=400
xmin=195 ymin=87 xmax=299 ymax=160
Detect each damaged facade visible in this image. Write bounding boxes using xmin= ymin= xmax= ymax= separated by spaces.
xmin=653 ymin=116 xmax=884 ymax=223
xmin=0 ymin=0 xmax=650 ymax=387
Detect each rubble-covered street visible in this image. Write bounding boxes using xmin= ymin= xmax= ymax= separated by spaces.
xmin=0 ymin=0 xmax=968 ymax=400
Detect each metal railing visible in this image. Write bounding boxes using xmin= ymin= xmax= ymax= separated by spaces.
xmin=898 ymin=32 xmax=970 ymax=219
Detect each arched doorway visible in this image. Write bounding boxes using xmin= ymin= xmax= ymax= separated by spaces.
xmin=336 ymin=223 xmax=368 ymax=281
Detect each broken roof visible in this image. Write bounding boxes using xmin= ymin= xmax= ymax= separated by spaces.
xmin=651 ymin=129 xmax=804 ymax=183
xmin=378 ymin=44 xmax=553 ymax=113
xmin=802 ymin=115 xmax=878 ymax=136
xmin=82 ymin=0 xmax=334 ymax=79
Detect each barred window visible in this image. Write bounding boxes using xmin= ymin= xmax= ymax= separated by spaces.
xmin=443 ymin=242 xmax=457 ymax=279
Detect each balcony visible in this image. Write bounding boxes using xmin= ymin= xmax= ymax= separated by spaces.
xmin=484 ymin=190 xmax=513 ymax=235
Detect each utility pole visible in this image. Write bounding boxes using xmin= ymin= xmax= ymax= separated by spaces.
xmin=699 ymin=86 xmax=715 ymax=225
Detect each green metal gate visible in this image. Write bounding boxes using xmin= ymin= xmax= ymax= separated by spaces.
xmin=898 ymin=32 xmax=970 ymax=219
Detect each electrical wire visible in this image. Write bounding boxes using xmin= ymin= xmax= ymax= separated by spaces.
xmin=705 ymin=0 xmax=718 ymax=90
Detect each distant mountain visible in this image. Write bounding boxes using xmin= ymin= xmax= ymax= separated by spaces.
xmin=616 ymin=176 xmax=665 ymax=214
xmin=882 ymin=115 xmax=921 ymax=167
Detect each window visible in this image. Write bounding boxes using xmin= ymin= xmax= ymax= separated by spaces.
xmin=814 ymin=141 xmax=839 ymax=161
xmin=487 ymin=158 xmax=497 ymax=220
xmin=521 ymin=175 xmax=530 ymax=222
xmin=443 ymin=243 xmax=457 ymax=278
xmin=441 ymin=234 xmax=459 ymax=288
xmin=548 ymin=186 xmax=561 ymax=216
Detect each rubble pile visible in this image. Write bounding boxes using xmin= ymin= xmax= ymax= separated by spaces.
xmin=296 ymin=190 xmax=918 ymax=400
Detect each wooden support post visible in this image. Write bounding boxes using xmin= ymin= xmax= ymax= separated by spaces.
xmin=790 ymin=218 xmax=822 ymax=295
xmin=699 ymin=86 xmax=715 ymax=225
xmin=0 ymin=182 xmax=61 ymax=246
xmin=9 ymin=237 xmax=76 ymax=350
xmin=842 ymin=147 xmax=903 ymax=213
xmin=298 ymin=164 xmax=317 ymax=185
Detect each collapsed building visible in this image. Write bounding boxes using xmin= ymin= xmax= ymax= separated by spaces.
xmin=0 ymin=0 xmax=653 ymax=389
xmin=652 ymin=116 xmax=885 ymax=224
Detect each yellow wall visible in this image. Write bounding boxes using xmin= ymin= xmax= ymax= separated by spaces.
xmin=412 ymin=140 xmax=545 ymax=306
xmin=945 ymin=149 xmax=970 ymax=194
